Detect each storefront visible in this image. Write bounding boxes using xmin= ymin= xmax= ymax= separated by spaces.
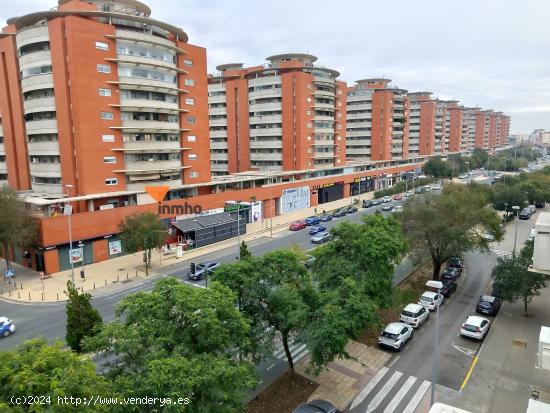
xmin=317 ymin=182 xmax=344 ymax=204
xmin=350 ymin=176 xmax=375 ymax=196
xmin=171 ymin=212 xmax=246 ymax=249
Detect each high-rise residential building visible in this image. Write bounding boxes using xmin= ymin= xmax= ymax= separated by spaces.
xmin=0 ymin=0 xmax=210 ymax=197
xmin=207 ymin=53 xmax=346 ymax=175
xmin=461 ymin=107 xmax=478 ymax=152
xmin=0 ymin=112 xmax=6 ymax=186
xmin=407 ymin=92 xmax=437 ymax=157
xmin=346 ymin=79 xmax=409 ymax=162
xmin=443 ymin=101 xmax=463 ymax=154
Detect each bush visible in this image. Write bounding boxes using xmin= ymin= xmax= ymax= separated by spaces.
xmin=374 ymin=178 xmax=434 ymax=199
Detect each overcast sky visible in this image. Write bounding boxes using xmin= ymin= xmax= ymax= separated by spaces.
xmin=3 ymin=0 xmax=550 ymax=133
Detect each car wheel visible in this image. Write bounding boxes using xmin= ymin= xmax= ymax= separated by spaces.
xmin=2 ymin=330 xmax=10 ymax=337
xmin=396 ymin=342 xmax=402 ymax=352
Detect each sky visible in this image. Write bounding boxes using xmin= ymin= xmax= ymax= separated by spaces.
xmin=2 ymin=0 xmax=550 ymax=134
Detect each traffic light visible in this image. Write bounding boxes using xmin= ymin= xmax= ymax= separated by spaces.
xmin=190 ymin=262 xmax=196 ymax=274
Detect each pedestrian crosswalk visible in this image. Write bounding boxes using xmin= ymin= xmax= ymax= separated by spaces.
xmin=490 ymin=248 xmax=513 ymax=259
xmin=350 ymin=367 xmax=431 ymax=413
xmin=272 ymin=341 xmax=309 ymax=364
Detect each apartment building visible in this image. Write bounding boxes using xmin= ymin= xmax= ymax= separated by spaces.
xmin=346 ymin=79 xmax=409 ymax=162
xmin=0 ymin=0 xmax=210 ymax=199
xmin=445 ymin=101 xmax=463 ymax=154
xmin=0 ymin=112 xmax=6 ymax=186
xmin=407 ymin=92 xmax=437 ymax=157
xmin=207 ymin=54 xmax=347 ymax=175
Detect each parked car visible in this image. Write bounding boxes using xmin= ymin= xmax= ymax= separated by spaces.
xmin=187 ymin=261 xmax=220 ymax=281
xmin=459 ymin=173 xmax=469 ymax=179
xmin=382 ymin=196 xmax=393 ymax=203
xmin=293 ymin=399 xmax=340 ymax=413
xmin=305 ymin=216 xmax=321 ymax=226
xmin=535 ymin=200 xmax=546 ymax=208
xmin=400 ymin=303 xmax=429 ymax=328
xmin=430 ymin=280 xmax=457 ymax=298
xmin=528 ymin=205 xmax=537 ymax=215
xmin=393 ymin=194 xmax=403 ymax=201
xmin=529 ymin=228 xmax=536 ymax=241
xmin=483 ymin=232 xmax=495 ymax=242
xmin=303 ymin=254 xmax=316 ymax=268
xmin=418 ymin=291 xmax=444 ymax=311
xmin=415 ymin=186 xmax=425 ymax=194
xmin=391 ymin=205 xmax=404 ymax=213
xmin=344 ymin=205 xmax=358 ymax=214
xmin=371 ymin=199 xmax=383 ymax=206
xmin=362 ymin=200 xmax=375 ymax=208
xmin=290 ymin=220 xmax=307 ymax=231
xmin=0 ymin=317 xmax=15 ymax=337
xmin=381 ymin=204 xmax=394 ymax=212
xmin=311 ymin=232 xmax=331 ymax=244
xmin=378 ymin=322 xmax=414 ymax=351
xmin=309 ymin=225 xmax=327 ymax=235
xmin=431 ymin=183 xmax=442 ymax=190
xmin=519 ymin=209 xmax=531 ymax=220
xmin=441 ymin=267 xmax=461 ymax=281
xmin=476 ymin=295 xmax=502 ymax=316
xmin=405 ymin=190 xmax=415 ymax=197
xmin=332 ymin=208 xmax=347 ymax=218
xmin=319 ymin=214 xmax=333 ymax=222
xmin=460 ymin=315 xmax=490 ymax=341
xmin=447 ymin=257 xmax=464 ymax=270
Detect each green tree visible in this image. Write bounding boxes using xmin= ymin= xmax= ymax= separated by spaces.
xmin=423 ymin=157 xmax=451 ymax=178
xmin=239 ymin=240 xmax=252 ymax=260
xmin=491 ymin=240 xmax=547 ymax=316
xmin=399 ymin=184 xmax=502 ymax=280
xmin=66 ymin=280 xmax=102 ymax=353
xmin=0 ymin=338 xmax=118 ymax=412
xmin=0 ymin=186 xmax=37 ymax=272
xmin=118 ymin=212 xmax=166 ymax=276
xmin=83 ymin=278 xmax=257 ymax=412
xmin=489 ymin=184 xmax=527 ymax=215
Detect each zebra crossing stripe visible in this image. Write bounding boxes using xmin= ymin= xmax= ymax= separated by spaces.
xmin=402 ymin=380 xmax=430 ymax=413
xmin=383 ymin=375 xmax=417 ymax=413
xmin=366 ymin=371 xmax=403 ymax=413
xmin=292 ymin=348 xmax=309 ymax=363
xmin=350 ymin=367 xmax=389 ymax=409
xmin=283 ymin=344 xmax=307 ymax=361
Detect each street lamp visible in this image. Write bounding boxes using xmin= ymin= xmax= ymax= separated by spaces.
xmin=504 ymin=202 xmax=508 ymax=223
xmin=465 ymin=161 xmax=470 ymax=182
xmin=502 ymin=156 xmax=507 ymax=185
xmin=65 ymin=184 xmax=75 ymax=286
xmin=426 ymin=279 xmax=443 ymax=407
xmin=268 ymin=169 xmax=274 ymax=238
xmin=512 ymin=205 xmax=520 ymax=256
xmin=78 ymin=241 xmax=85 ymax=281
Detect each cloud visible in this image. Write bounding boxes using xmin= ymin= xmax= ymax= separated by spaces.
xmin=2 ymin=0 xmax=550 ymax=133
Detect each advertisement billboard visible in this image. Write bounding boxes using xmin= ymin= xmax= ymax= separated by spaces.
xmin=280 ymin=186 xmax=310 ymax=214
xmin=251 ymin=201 xmax=262 ymax=222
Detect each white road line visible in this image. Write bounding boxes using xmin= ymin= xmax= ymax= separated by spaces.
xmin=293 ymin=348 xmax=309 ymax=363
xmin=266 ymin=363 xmax=276 ymax=371
xmin=387 ymin=355 xmax=400 ymax=369
xmin=284 ymin=344 xmax=307 ymax=361
xmin=365 ymin=371 xmax=403 ymax=413
xmin=383 ymin=375 xmax=417 ymax=413
xmin=350 ymin=367 xmax=389 ymax=409
xmin=402 ymin=380 xmax=431 ymax=413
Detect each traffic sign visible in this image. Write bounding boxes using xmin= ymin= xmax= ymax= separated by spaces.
xmin=5 ymin=268 xmax=15 ymax=278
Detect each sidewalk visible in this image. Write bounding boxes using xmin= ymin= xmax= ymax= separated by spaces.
xmin=0 ymin=192 xmax=375 ymax=303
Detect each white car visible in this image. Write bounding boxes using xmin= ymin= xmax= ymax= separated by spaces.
xmin=391 ymin=205 xmax=404 ymax=213
xmin=418 ymin=291 xmax=444 ymax=311
xmin=459 ymin=173 xmax=469 ymax=179
xmin=400 ymin=303 xmax=429 ymax=328
xmin=431 ymin=183 xmax=442 ymax=190
xmin=378 ymin=322 xmax=413 ymax=351
xmin=460 ymin=315 xmax=490 ymax=341
xmin=405 ymin=190 xmax=414 ymax=197
xmin=382 ymin=196 xmax=393 ymax=203
xmin=0 ymin=317 xmax=15 ymax=337
xmin=483 ymin=232 xmax=495 ymax=242
xmin=529 ymin=228 xmax=536 ymax=241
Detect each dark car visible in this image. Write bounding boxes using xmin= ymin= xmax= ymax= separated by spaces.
xmin=431 ymin=280 xmax=457 ymax=298
xmin=371 ymin=199 xmax=383 ymax=206
xmin=381 ymin=204 xmax=394 ymax=212
xmin=311 ymin=232 xmax=332 ymax=244
xmin=305 ymin=216 xmax=321 ymax=226
xmin=290 ymin=220 xmax=307 ymax=231
xmin=363 ymin=200 xmax=375 ymax=208
xmin=309 ymin=225 xmax=327 ymax=235
xmin=319 ymin=214 xmax=333 ymax=222
xmin=535 ymin=200 xmax=546 ymax=208
xmin=292 ymin=399 xmax=340 ymax=413
xmin=447 ymin=257 xmax=464 ymax=271
xmin=441 ymin=267 xmax=461 ymax=281
xmin=476 ymin=295 xmax=502 ymax=316
xmin=332 ymin=208 xmax=347 ymax=218
xmin=344 ymin=205 xmax=358 ymax=214
xmin=519 ymin=209 xmax=531 ymax=220
xmin=187 ymin=261 xmax=220 ymax=281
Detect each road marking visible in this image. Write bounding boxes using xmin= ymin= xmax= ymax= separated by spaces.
xmin=460 ymin=355 xmax=479 ymax=390
xmin=387 ymin=355 xmax=400 ymax=369
xmin=182 ymin=281 xmax=205 ymax=289
xmin=452 ymin=343 xmax=477 ymax=357
xmin=350 ymin=367 xmax=389 ymax=409
xmin=365 ymin=371 xmax=403 ymax=413
xmin=383 ymin=375 xmax=417 ymax=413
xmin=402 ymin=380 xmax=430 ymax=413
xmin=284 ymin=344 xmax=307 ymax=361
xmin=266 ymin=363 xmax=276 ymax=371
xmin=293 ymin=348 xmax=309 ymax=363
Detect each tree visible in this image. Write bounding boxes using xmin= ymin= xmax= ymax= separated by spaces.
xmin=489 ymin=184 xmax=527 ymax=215
xmin=0 ymin=338 xmax=118 ymax=412
xmin=491 ymin=240 xmax=547 ymax=316
xmin=239 ymin=240 xmax=252 ymax=260
xmin=83 ymin=278 xmax=257 ymax=412
xmin=0 ymin=186 xmax=37 ymax=272
xmin=423 ymin=156 xmax=451 ymax=178
xmin=118 ymin=212 xmax=166 ymax=276
xmin=65 ymin=280 xmax=102 ymax=353
xmin=399 ymin=184 xmax=503 ymax=280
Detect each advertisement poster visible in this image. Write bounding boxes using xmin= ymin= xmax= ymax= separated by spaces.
xmin=251 ymin=201 xmax=262 ymax=222
xmin=280 ymin=186 xmax=310 ymax=214
xmin=69 ymin=247 xmax=83 ymax=264
xmin=109 ymin=240 xmax=122 ymax=256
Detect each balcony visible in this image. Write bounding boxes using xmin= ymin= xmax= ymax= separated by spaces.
xmin=0 ymin=161 xmax=7 ymax=174
xmin=208 ymin=94 xmax=226 ymax=104
xmin=250 ymin=140 xmax=283 ymax=149
xmin=208 ymin=83 xmax=226 ymax=93
xmin=208 ymin=107 xmax=227 ymax=116
xmin=30 ymin=182 xmax=63 ymax=195
xmin=314 ymin=115 xmax=335 ymax=122
xmin=209 ymin=118 xmax=227 ymax=127
xmin=346 ymin=148 xmax=371 ymax=155
xmin=249 ymin=153 xmax=283 ymax=161
xmin=347 ymin=103 xmax=372 ymax=111
xmin=313 ymin=76 xmax=335 ymax=84
xmin=18 ymin=51 xmax=52 ymax=71
xmin=249 ymin=127 xmax=283 ymax=137
xmin=249 ymin=76 xmax=282 ymax=87
xmin=209 ymin=130 xmax=227 ymax=138
xmin=112 ymin=29 xmax=179 ymax=50
xmin=16 ymin=26 xmax=49 ymax=49
xmin=312 ymin=89 xmax=335 ymax=97
xmin=115 ymin=99 xmax=180 ymax=113
xmin=21 ymin=73 xmax=54 ymax=94
xmin=312 ymin=140 xmax=335 ymax=146
xmin=115 ymin=77 xmax=180 ymax=93
xmin=313 ymin=127 xmax=334 ymax=134
xmin=248 ymin=102 xmax=282 ymax=112
xmin=346 ymin=139 xmax=370 ymax=146
xmin=113 ymin=120 xmax=181 ymax=132
xmin=25 ymin=119 xmax=58 ymax=134
xmin=116 ymin=140 xmax=182 ymax=152
xmin=249 ymin=115 xmax=282 ymax=124
xmin=210 ymin=153 xmax=228 ymax=161
xmin=347 ymin=94 xmax=371 ymax=103
xmin=249 ymin=89 xmax=282 ymax=99
xmin=27 ymin=140 xmax=60 ymax=155
xmin=108 ymin=55 xmax=179 ymax=72
xmin=23 ymin=97 xmax=56 ymax=114
xmin=347 ymin=121 xmax=371 ymax=128
xmin=211 ymin=163 xmax=229 ymax=172
xmin=126 ymin=178 xmax=182 ymax=192
xmin=347 ymin=113 xmax=370 ymax=120
xmin=29 ymin=162 xmax=61 ymax=176
xmin=210 ymin=141 xmax=228 ymax=150
xmin=347 ymin=130 xmax=371 ymax=137
xmin=313 ymin=152 xmax=335 ymax=159
xmin=312 ymin=102 xmax=335 ymax=110
xmin=116 ymin=159 xmax=181 ymax=173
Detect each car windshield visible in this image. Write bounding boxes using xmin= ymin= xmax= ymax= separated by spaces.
xmin=402 ymin=310 xmax=416 ymax=318
xmin=463 ymin=324 xmax=479 ymax=332
xmin=381 ymin=331 xmax=399 ymax=340
xmin=197 ymin=264 xmax=207 ymax=269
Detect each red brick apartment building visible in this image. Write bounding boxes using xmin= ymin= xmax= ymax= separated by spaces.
xmin=0 ymin=0 xmax=511 ymax=274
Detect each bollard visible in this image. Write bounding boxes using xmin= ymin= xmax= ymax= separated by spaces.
xmin=117 ymin=275 xmax=119 ymax=282
xmin=80 ymin=286 xmax=83 ymax=292
xmin=93 ymin=282 xmax=96 ymax=289
xmin=18 ymin=292 xmax=20 ymax=299
xmin=135 ymin=270 xmax=138 ymax=277
xmin=126 ymin=273 xmax=129 ymax=280
xmin=13 ymin=281 xmax=16 ymax=288
xmin=105 ymin=279 xmax=107 ymax=285
xmin=56 ymin=293 xmax=59 ymax=301
xmin=28 ymin=292 xmax=31 ymax=300
xmin=41 ymin=293 xmax=44 ymax=301
xmin=21 ymin=283 xmax=23 ymax=290
xmin=8 ymin=290 xmax=11 ymax=297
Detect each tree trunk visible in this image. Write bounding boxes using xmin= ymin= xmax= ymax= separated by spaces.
xmin=281 ymin=332 xmax=294 ymax=373
xmin=145 ymin=249 xmax=149 ymax=277
xmin=523 ymin=296 xmax=528 ymax=317
xmin=432 ymin=258 xmax=442 ymax=280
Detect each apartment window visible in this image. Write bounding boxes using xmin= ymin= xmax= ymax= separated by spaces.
xmin=95 ymin=41 xmax=109 ymax=50
xmin=100 ymin=111 xmax=113 ymax=120
xmin=103 ymin=156 xmax=116 ymax=163
xmin=307 ymin=84 xmax=312 ymax=89
xmin=183 ymin=59 xmax=193 ymax=67
xmin=307 ymin=110 xmax=311 ymax=115
xmin=185 ymin=98 xmax=195 ymax=105
xmin=307 ymin=122 xmax=312 ymax=128
xmin=188 ymin=153 xmax=197 ymax=160
xmin=97 ymin=64 xmax=111 ymax=74
xmin=102 ymin=134 xmax=115 ymax=142
xmin=187 ymin=116 xmax=196 ymax=124
xmin=98 ymin=88 xmax=111 ymax=97
xmin=187 ymin=135 xmax=196 ymax=142
xmin=307 ymin=97 xmax=312 ymax=102
xmin=184 ymin=78 xmax=195 ymax=86
xmin=105 ymin=178 xmax=117 ymax=185
xmin=337 ymin=89 xmax=342 ymax=95
xmin=190 ymin=171 xmax=199 ymax=178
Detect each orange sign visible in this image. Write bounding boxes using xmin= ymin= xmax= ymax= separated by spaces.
xmin=145 ymin=186 xmax=169 ymax=203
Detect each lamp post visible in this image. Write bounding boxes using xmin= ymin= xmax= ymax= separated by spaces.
xmin=465 ymin=161 xmax=470 ymax=182
xmin=269 ymin=169 xmax=274 ymax=238
xmin=426 ymin=279 xmax=443 ymax=407
xmin=65 ymin=184 xmax=75 ymax=286
xmin=78 ymin=241 xmax=85 ymax=281
xmin=512 ymin=205 xmax=520 ymax=256
xmin=504 ymin=202 xmax=508 ymax=223
xmin=502 ymin=156 xmax=507 ymax=185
